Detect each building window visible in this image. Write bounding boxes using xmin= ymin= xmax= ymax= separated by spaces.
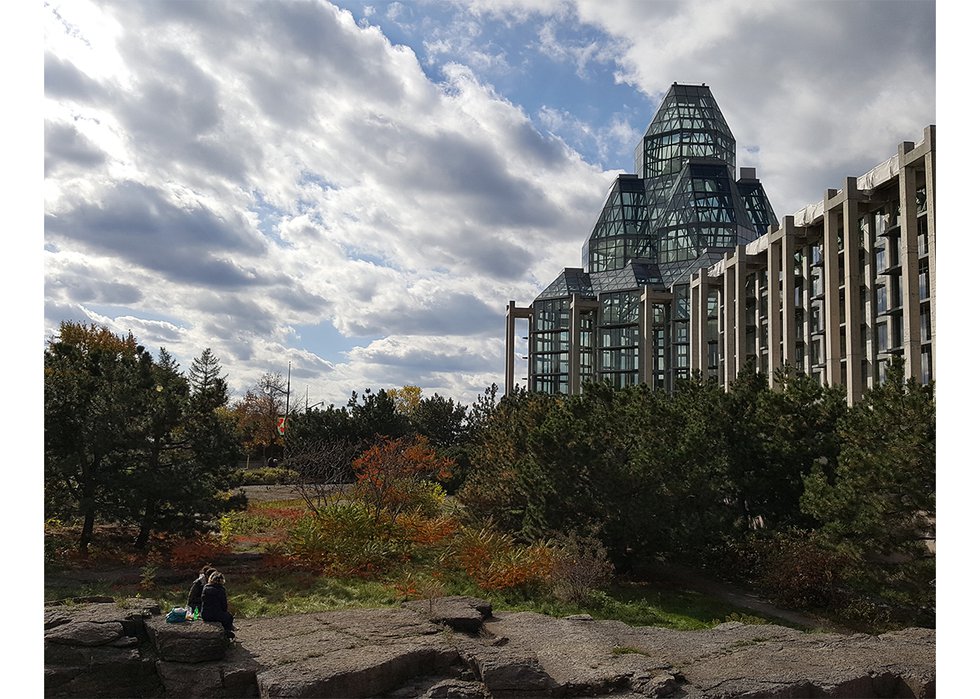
xmin=918 ymin=260 xmax=929 ymax=300
xmin=888 ymin=236 xmax=900 ymax=270
xmin=810 ymin=301 xmax=824 ymax=333
xmin=876 ymin=359 xmax=889 ymax=386
xmin=920 ymin=305 xmax=931 ymax=342
xmin=876 ymin=322 xmax=888 ymax=352
xmin=674 ymin=284 xmax=690 ymax=320
xmin=917 ymin=216 xmax=929 ymax=254
xmin=675 ymin=344 xmax=689 ymax=369
xmin=892 ymin=312 xmax=903 ymax=348
xmin=874 ymin=240 xmax=886 ymax=272
xmin=921 ymin=346 xmax=932 ymax=383
xmin=890 ymin=275 xmax=903 ymax=310
xmin=810 ymin=268 xmax=824 ymax=297
xmin=810 ymin=336 xmax=825 ymax=365
xmin=876 ymin=285 xmax=887 ymax=315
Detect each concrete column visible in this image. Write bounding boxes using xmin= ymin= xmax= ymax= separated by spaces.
xmin=695 ymin=268 xmax=710 ymax=376
xmin=841 ymin=178 xmax=864 ymax=405
xmin=780 ymin=217 xmax=797 ymax=370
xmin=690 ymin=276 xmax=702 ymax=375
xmin=722 ymin=254 xmax=735 ymax=389
xmin=924 ymin=126 xmax=937 ymax=369
xmin=800 ymin=240 xmax=812 ymax=376
xmin=734 ymin=246 xmax=748 ymax=380
xmin=569 ymin=295 xmax=583 ymax=395
xmin=898 ymin=144 xmax=922 ymax=382
xmin=822 ymin=200 xmax=842 ymax=386
xmin=504 ymin=301 xmax=533 ymax=396
xmin=766 ymin=231 xmax=781 ymax=387
xmin=505 ymin=301 xmax=517 ymax=395
xmin=638 ymin=289 xmax=651 ymax=387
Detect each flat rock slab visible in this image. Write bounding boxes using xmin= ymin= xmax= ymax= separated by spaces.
xmin=231 ymin=608 xmax=459 ymax=698
xmin=257 ymin=643 xmax=459 ymax=698
xmin=44 ymin=598 xmax=161 ymax=636
xmin=403 ymin=596 xmax=492 ymax=633
xmin=483 ymin=612 xmax=936 ymax=698
xmin=146 ymin=616 xmax=229 ymax=663
xmin=45 ymin=620 xmax=125 ymax=647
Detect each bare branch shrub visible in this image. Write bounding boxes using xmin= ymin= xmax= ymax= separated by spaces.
xmin=285 ymin=439 xmax=361 ymax=518
xmin=550 ymin=529 xmax=614 ymax=604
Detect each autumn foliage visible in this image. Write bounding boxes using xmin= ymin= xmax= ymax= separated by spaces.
xmin=351 ymin=436 xmax=453 ymax=523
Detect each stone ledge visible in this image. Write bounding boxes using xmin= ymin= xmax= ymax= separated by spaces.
xmin=145 ymin=616 xmax=229 ymax=663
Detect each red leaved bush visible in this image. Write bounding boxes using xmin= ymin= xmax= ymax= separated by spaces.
xmin=352 ymin=436 xmax=454 ymax=523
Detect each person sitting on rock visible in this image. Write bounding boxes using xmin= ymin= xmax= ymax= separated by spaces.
xmin=201 ymin=571 xmax=235 ymax=639
xmin=186 ymin=564 xmax=215 ymax=617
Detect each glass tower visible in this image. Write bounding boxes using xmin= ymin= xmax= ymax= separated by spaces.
xmin=531 ymin=83 xmax=777 ymax=394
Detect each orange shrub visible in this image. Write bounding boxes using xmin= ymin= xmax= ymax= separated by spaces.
xmin=352 ymin=436 xmax=454 ymax=522
xmin=397 ymin=512 xmax=459 ymax=545
xmin=453 ymin=526 xmax=555 ymax=592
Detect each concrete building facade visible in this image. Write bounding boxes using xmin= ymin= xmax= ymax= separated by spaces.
xmin=505 ymin=83 xmax=936 ymax=404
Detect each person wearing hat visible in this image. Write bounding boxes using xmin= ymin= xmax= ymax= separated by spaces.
xmin=200 ymin=571 xmax=236 ymax=638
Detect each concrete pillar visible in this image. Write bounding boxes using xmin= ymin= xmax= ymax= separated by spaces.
xmin=766 ymin=231 xmax=781 ymax=387
xmin=822 ymin=200 xmax=842 ymax=386
xmin=504 ymin=301 xmax=533 ymax=396
xmin=695 ymin=268 xmax=710 ymax=376
xmin=690 ymin=276 xmax=702 ymax=375
xmin=722 ymin=254 xmax=736 ymax=389
xmin=800 ymin=239 xmax=812 ymax=376
xmin=924 ymin=128 xmax=936 ymax=358
xmin=780 ymin=217 xmax=797 ymax=370
xmin=505 ymin=301 xmax=517 ymax=395
xmin=569 ymin=294 xmax=583 ymax=395
xmin=734 ymin=246 xmax=748 ymax=380
xmin=898 ymin=144 xmax=922 ymax=382
xmin=841 ymin=178 xmax=864 ymax=405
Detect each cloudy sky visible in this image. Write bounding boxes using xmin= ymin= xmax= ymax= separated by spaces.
xmin=41 ymin=0 xmax=936 ymax=408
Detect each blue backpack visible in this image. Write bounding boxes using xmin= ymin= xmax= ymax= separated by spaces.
xmin=165 ymin=607 xmax=188 ymax=623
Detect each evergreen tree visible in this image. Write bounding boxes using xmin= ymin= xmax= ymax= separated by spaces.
xmin=129 ymin=347 xmax=241 ymax=547
xmin=188 ymin=347 xmax=228 ymax=412
xmin=801 ymin=361 xmax=935 ymax=622
xmin=129 ymin=348 xmax=190 ymax=548
xmin=44 ymin=322 xmax=151 ymax=553
xmin=410 ymin=393 xmax=467 ymax=448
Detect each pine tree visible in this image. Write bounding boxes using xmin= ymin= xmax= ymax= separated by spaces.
xmin=188 ymin=348 xmax=228 ymax=412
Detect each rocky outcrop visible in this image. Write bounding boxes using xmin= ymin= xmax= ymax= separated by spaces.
xmin=42 ymin=597 xmax=936 ymax=698
xmin=44 ymin=598 xmax=163 ymax=698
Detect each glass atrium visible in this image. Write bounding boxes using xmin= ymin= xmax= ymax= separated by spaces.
xmin=529 ymin=83 xmax=777 ymax=394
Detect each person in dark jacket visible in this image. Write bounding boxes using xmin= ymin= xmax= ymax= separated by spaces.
xmin=187 ymin=565 xmax=215 ymax=615
xmin=201 ymin=571 xmax=235 ymax=638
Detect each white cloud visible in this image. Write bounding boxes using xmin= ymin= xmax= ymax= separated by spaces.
xmin=565 ymin=0 xmax=936 ymax=215
xmin=43 ymin=0 xmax=612 ymax=406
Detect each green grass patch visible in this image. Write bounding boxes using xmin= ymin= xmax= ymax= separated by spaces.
xmin=44 ymin=568 xmax=781 ymax=631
